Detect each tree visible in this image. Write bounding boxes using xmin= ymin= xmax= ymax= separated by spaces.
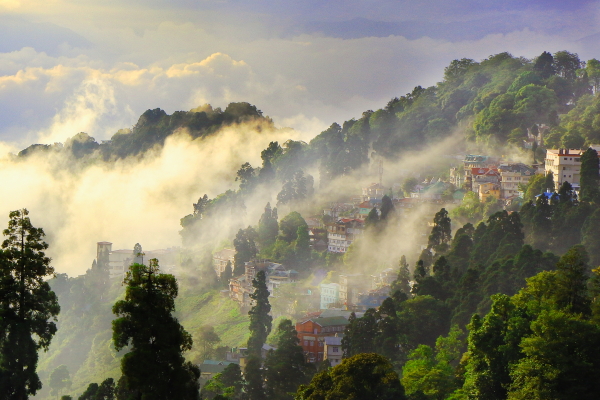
xmin=402 ymin=177 xmax=418 ymax=196
xmin=279 ymin=212 xmax=308 ymax=243
xmin=365 ymin=207 xmax=380 ymax=227
xmin=580 ymin=147 xmax=600 ymax=203
xmin=533 ymin=51 xmax=555 ymax=79
xmin=0 ymin=209 xmax=60 ymax=399
xmin=236 ymin=162 xmax=257 ymax=192
xmin=79 ymin=378 xmax=115 ymax=400
xmin=258 ymin=203 xmax=279 ymax=249
xmin=295 ymin=353 xmax=406 ymax=400
xmin=553 ymin=50 xmax=582 ymax=82
xmin=244 ymin=270 xmax=272 ymax=400
xmin=293 ymin=226 xmax=311 ymax=267
xmin=264 ymin=319 xmax=311 ymax=400
xmin=247 ymin=270 xmax=272 ymax=355
xmin=196 ymin=325 xmax=221 ymax=362
xmin=380 ymin=195 xmax=395 ymax=221
xmin=112 ymin=259 xmax=200 ymax=400
xmin=428 ymin=208 xmax=452 ymax=254
xmin=391 ymin=256 xmax=411 ymax=296
xmin=582 ymin=208 xmax=600 ymax=267
xmin=342 ymin=310 xmax=378 ymax=357
xmin=544 ymin=171 xmax=554 ymax=193
xmin=220 ymin=261 xmax=233 ymax=287
xmin=49 ymin=365 xmax=71 ymax=398
xmin=243 ymin=355 xmax=265 ymax=400
xmin=507 ymin=309 xmax=600 ymax=400
xmin=586 ymin=58 xmax=600 ymax=93
xmin=219 ymin=364 xmax=243 ymax=398
xmin=233 ymin=227 xmax=258 ymax=276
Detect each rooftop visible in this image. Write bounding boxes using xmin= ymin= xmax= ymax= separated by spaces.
xmin=325 ymin=336 xmax=343 ymax=346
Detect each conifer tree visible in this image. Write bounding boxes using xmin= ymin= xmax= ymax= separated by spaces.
xmin=428 ymin=208 xmax=452 ymax=254
xmin=233 ymin=227 xmax=258 ymax=276
xmin=580 ymin=148 xmax=600 ymax=203
xmin=264 ymin=319 xmax=310 ymax=400
xmin=582 ymin=208 xmax=600 ymax=267
xmin=0 ymin=209 xmax=60 ymax=399
xmin=365 ymin=207 xmax=380 ymax=227
xmin=112 ymin=259 xmax=200 ymax=399
xmin=247 ymin=270 xmax=272 ymax=354
xmin=380 ymin=195 xmax=395 ymax=221
xmin=258 ymin=203 xmax=279 ymax=249
xmin=244 ymin=270 xmax=272 ymax=400
xmin=390 ymin=256 xmax=411 ymax=296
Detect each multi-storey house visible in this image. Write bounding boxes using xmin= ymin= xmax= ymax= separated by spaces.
xmin=327 ymin=219 xmax=364 ymax=253
xmin=295 ymin=316 xmax=349 ymax=363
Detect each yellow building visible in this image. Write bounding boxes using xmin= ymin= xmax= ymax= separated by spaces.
xmin=544 ymin=148 xmax=585 ymax=190
xmin=478 ymin=182 xmax=501 ymax=202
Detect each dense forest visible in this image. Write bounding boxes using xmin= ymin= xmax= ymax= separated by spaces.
xmin=3 ymin=49 xmax=600 ymax=399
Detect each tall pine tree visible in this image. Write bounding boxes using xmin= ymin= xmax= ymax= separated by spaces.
xmin=580 ymin=147 xmax=600 ymax=203
xmin=244 ymin=270 xmax=272 ymax=400
xmin=112 ymin=259 xmax=200 ymax=399
xmin=0 ymin=209 xmax=60 ymax=399
xmin=264 ymin=319 xmax=310 ymax=400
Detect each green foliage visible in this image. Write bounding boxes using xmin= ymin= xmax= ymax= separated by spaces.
xmin=264 ymin=319 xmax=311 ymax=400
xmin=49 ymin=365 xmax=72 ymax=397
xmin=195 ymin=325 xmax=221 ymax=362
xmin=277 ymin=170 xmax=313 ymax=207
xmin=233 ymin=227 xmax=258 ymax=276
xmin=247 ymin=270 xmax=272 ymax=355
xmin=79 ymin=378 xmax=115 ymax=400
xmin=580 ymin=147 xmax=600 ymax=203
xmin=258 ymin=203 xmax=279 ymax=249
xmin=112 ymin=259 xmax=200 ymax=400
xmin=243 ymin=355 xmax=265 ymax=400
xmin=427 ymin=208 xmax=452 ymax=255
xmin=401 ymin=326 xmax=464 ymax=400
xmin=390 ymin=256 xmax=411 ymax=296
xmin=380 ymin=195 xmax=395 ymax=221
xmin=0 ymin=209 xmax=60 ymax=398
xmin=295 ymin=353 xmax=406 ymax=400
xmin=279 ymin=212 xmax=308 ymax=243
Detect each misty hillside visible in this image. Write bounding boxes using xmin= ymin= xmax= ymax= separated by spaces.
xmin=19 ymin=49 xmax=600 ymax=399
xmin=18 ymin=102 xmax=272 ymax=160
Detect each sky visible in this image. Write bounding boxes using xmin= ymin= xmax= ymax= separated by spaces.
xmin=0 ymin=0 xmax=600 ymax=147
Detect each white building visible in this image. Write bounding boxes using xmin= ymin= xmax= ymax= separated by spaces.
xmin=362 ymin=183 xmax=385 ymax=202
xmin=327 ymin=219 xmax=364 ymax=253
xmin=498 ymin=163 xmax=536 ymax=199
xmin=324 ymin=336 xmax=343 ymax=366
xmin=320 ymin=283 xmax=341 ymax=309
xmin=213 ymin=248 xmax=236 ymax=277
xmin=96 ymin=242 xmax=180 ymax=279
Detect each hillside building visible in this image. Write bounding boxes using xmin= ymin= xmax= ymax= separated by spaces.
xmin=295 ymin=316 xmax=349 ymax=363
xmin=212 ymin=248 xmax=235 ymax=277
xmin=327 ymin=219 xmax=364 ymax=253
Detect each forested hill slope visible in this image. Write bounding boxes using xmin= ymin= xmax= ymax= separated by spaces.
xmin=18 ymin=102 xmax=272 ymax=160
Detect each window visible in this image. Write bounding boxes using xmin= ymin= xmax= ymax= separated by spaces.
xmin=304 ymin=340 xmax=308 ymax=346
xmin=564 ymin=157 xmax=568 ymax=160
xmin=575 ymin=158 xmax=580 ymax=162
xmin=332 ymin=347 xmax=339 ymax=353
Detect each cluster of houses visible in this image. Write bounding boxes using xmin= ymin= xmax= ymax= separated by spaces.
xmin=199 ymin=143 xmax=600 ymax=381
